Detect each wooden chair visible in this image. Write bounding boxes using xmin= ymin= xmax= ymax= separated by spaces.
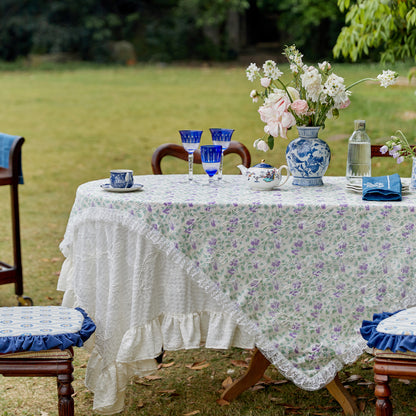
xmin=0 ymin=306 xmax=95 ymax=416
xmin=0 ymin=134 xmax=32 ymax=305
xmin=151 ymin=141 xmax=251 ymax=174
xmin=361 ymin=308 xmax=416 ymax=416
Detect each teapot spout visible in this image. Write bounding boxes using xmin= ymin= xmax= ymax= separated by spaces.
xmin=237 ymin=164 xmax=248 ymax=175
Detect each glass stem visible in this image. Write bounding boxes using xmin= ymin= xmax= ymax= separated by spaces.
xmin=188 ymin=153 xmax=193 ymax=181
xmin=218 ymin=151 xmax=224 ymax=180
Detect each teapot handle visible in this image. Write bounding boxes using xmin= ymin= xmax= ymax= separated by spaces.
xmin=277 ymin=165 xmax=290 ymax=186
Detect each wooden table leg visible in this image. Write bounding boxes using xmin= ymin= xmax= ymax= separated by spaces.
xmin=221 ymin=348 xmax=359 ymax=416
xmin=221 ymin=348 xmax=270 ymax=402
xmin=326 ymin=374 xmax=359 ymax=415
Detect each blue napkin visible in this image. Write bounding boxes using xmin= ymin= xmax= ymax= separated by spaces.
xmin=0 ymin=133 xmax=23 ymax=184
xmin=362 ymin=174 xmax=401 ymax=201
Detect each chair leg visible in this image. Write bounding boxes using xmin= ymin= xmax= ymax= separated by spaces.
xmin=57 ymin=372 xmax=74 ymax=416
xmin=374 ymin=373 xmax=393 ymax=416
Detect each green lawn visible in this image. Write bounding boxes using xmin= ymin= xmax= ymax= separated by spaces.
xmin=0 ymin=61 xmax=415 ymax=415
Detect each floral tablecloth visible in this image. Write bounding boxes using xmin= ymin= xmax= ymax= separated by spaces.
xmin=58 ymin=175 xmax=416 ymax=414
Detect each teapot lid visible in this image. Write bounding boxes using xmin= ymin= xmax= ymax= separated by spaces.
xmin=253 ymin=159 xmax=273 ymax=169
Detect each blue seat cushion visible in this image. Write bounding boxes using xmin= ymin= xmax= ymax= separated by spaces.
xmin=361 ymin=307 xmax=416 ymax=353
xmin=0 ymin=306 xmax=95 ymax=353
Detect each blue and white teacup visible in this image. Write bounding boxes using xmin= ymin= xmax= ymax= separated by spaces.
xmin=110 ymin=169 xmax=134 ymax=188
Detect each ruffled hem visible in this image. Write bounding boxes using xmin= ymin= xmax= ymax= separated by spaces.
xmin=86 ymin=350 xmax=158 ymax=414
xmin=81 ymin=313 xmax=254 ymax=414
xmin=0 ymin=308 xmax=96 ymax=353
xmin=359 ymin=310 xmax=416 ymax=353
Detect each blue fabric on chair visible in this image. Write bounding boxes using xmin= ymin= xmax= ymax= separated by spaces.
xmin=362 ymin=174 xmax=402 ymax=201
xmin=360 ymin=309 xmax=416 ymax=353
xmin=0 ymin=306 xmax=95 ymax=353
xmin=0 ymin=133 xmax=23 ymax=184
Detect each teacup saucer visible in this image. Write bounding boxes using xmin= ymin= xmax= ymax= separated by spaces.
xmin=101 ymin=183 xmax=144 ymax=193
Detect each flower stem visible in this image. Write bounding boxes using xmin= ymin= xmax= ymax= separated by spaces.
xmin=346 ymin=77 xmax=376 ymax=90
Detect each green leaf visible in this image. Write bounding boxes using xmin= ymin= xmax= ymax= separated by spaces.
xmin=267 ymin=135 xmax=275 ymax=151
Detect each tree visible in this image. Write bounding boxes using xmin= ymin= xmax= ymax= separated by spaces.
xmin=333 ymin=0 xmax=416 ymax=63
xmin=268 ymin=0 xmax=345 ymax=60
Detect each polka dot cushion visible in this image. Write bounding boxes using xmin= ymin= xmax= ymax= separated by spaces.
xmin=0 ymin=306 xmax=95 ymax=353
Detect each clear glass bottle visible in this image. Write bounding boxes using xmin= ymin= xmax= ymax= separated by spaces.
xmin=346 ymin=120 xmax=371 ymax=184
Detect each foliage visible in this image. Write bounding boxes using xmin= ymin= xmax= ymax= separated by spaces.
xmin=334 ymin=0 xmax=416 ymax=63
xmin=260 ymin=0 xmax=345 ymax=60
xmin=140 ymin=0 xmax=249 ymax=61
xmin=0 ymin=0 xmax=142 ymax=61
xmin=0 ymin=0 xmax=347 ymax=63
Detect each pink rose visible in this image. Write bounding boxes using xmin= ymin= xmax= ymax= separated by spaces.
xmin=339 ymin=98 xmax=350 ymax=109
xmin=259 ymin=96 xmax=295 ymax=139
xmin=290 ymin=99 xmax=309 ymax=116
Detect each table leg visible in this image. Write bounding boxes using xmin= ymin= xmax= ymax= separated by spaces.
xmin=220 ymin=348 xmax=270 ymax=402
xmin=326 ymin=374 xmax=359 ymax=415
xmin=221 ymin=348 xmax=359 ymax=416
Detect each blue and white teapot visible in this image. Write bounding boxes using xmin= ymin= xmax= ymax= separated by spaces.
xmin=238 ymin=160 xmax=290 ymax=191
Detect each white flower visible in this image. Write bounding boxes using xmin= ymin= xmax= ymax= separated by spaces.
xmin=260 ymin=77 xmax=271 ymax=88
xmin=377 ymin=70 xmax=398 ymax=88
xmin=286 ymin=86 xmax=300 ymax=102
xmin=263 ymin=90 xmax=286 ymax=105
xmin=246 ymin=63 xmax=260 ymax=82
xmin=253 ymin=139 xmax=270 ymax=152
xmin=318 ymin=61 xmax=331 ymax=72
xmin=289 ymin=63 xmax=298 ymax=74
xmin=323 ymin=74 xmax=345 ymax=97
xmin=262 ymin=60 xmax=283 ymax=80
xmin=300 ymin=67 xmax=322 ymax=102
xmin=286 ymin=45 xmax=303 ymax=70
xmin=250 ymin=89 xmax=259 ymax=102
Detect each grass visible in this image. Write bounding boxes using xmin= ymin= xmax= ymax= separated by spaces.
xmin=0 ymin=60 xmax=415 ymax=415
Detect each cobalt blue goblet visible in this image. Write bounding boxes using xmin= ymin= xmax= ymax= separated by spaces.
xmin=200 ymin=145 xmax=222 ymax=185
xmin=179 ymin=130 xmax=203 ymax=182
xmin=209 ymin=128 xmax=234 ymax=180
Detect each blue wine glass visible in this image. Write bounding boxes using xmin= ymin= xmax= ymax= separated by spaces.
xmin=179 ymin=130 xmax=203 ymax=182
xmin=209 ymin=128 xmax=234 ymax=180
xmin=200 ymin=145 xmax=222 ymax=185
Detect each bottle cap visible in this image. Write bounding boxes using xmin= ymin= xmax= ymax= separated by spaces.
xmin=354 ymin=120 xmax=366 ymax=130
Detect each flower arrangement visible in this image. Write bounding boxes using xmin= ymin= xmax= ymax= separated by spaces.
xmin=247 ymin=45 xmax=398 ymax=152
xmin=381 ymin=131 xmax=416 ymax=163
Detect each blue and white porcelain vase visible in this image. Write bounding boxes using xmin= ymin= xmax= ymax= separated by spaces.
xmin=285 ymin=126 xmax=331 ymax=186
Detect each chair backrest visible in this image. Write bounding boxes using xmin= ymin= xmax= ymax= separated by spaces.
xmin=371 ymin=144 xmax=416 ymax=159
xmin=0 ymin=135 xmax=24 ymax=185
xmin=371 ymin=145 xmax=389 ymax=158
xmin=151 ymin=140 xmax=251 ymax=174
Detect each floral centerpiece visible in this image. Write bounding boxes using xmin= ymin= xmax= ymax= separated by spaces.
xmin=246 ymin=45 xmax=398 ymax=152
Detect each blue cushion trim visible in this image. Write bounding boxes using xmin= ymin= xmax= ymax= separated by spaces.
xmin=360 ymin=310 xmax=416 ymax=353
xmin=0 ymin=308 xmax=96 ymax=353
